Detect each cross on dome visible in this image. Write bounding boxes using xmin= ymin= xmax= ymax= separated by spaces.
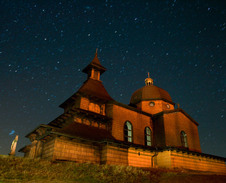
xmin=145 ymin=72 xmax=153 ymax=86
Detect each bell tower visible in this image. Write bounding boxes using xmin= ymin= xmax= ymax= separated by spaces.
xmin=82 ymin=49 xmax=106 ymax=81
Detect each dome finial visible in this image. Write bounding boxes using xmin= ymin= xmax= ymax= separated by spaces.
xmin=145 ymin=72 xmax=153 ymax=86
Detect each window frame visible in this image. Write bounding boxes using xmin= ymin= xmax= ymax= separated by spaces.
xmin=124 ymin=121 xmax=133 ymax=143
xmin=144 ymin=127 xmax=152 ymax=146
xmin=149 ymin=102 xmax=155 ymax=107
xmin=180 ymin=131 xmax=188 ymax=148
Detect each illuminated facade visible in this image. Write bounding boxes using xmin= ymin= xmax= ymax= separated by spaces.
xmin=20 ymin=52 xmax=226 ymax=174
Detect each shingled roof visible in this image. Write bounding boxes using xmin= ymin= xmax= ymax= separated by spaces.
xmin=82 ymin=52 xmax=106 ymax=75
xmin=130 ymin=85 xmax=173 ymax=105
xmin=77 ymin=78 xmax=113 ymax=101
xmin=59 ymin=78 xmax=113 ymax=108
xmin=56 ymin=122 xmax=115 ymax=141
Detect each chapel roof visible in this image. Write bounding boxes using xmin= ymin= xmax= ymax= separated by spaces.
xmin=56 ymin=122 xmax=115 ymax=141
xmin=130 ymin=85 xmax=173 ymax=105
xmin=130 ymin=73 xmax=173 ymax=105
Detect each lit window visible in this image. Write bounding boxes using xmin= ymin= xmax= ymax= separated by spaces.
xmin=145 ymin=127 xmax=152 ymax=146
xmin=89 ymin=103 xmax=95 ymax=111
xmin=180 ymin=131 xmax=188 ymax=148
xmin=89 ymin=103 xmax=100 ymax=113
xmin=124 ymin=121 xmax=133 ymax=142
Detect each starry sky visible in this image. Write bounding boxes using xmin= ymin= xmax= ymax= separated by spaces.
xmin=0 ymin=0 xmax=225 ymax=157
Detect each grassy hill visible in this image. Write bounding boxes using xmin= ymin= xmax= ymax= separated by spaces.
xmin=0 ymin=155 xmax=225 ymax=183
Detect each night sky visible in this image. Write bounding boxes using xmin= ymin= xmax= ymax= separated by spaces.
xmin=0 ymin=0 xmax=225 ymax=157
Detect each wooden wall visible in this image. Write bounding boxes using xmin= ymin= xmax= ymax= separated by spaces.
xmin=156 ymin=150 xmax=226 ymax=174
xmin=138 ymin=100 xmax=174 ymax=115
xmin=128 ymin=147 xmax=153 ymax=167
xmin=163 ymin=112 xmax=201 ymax=152
xmin=170 ymin=150 xmax=226 ymax=174
xmin=102 ymin=144 xmax=128 ymax=165
xmin=52 ymin=137 xmax=100 ymax=164
xmin=42 ymin=139 xmax=55 ymax=160
xmin=107 ymin=103 xmax=153 ymax=145
xmin=39 ymin=137 xmax=226 ymax=174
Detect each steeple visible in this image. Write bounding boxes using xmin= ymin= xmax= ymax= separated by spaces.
xmin=82 ymin=49 xmax=106 ymax=81
xmin=145 ymin=72 xmax=153 ymax=86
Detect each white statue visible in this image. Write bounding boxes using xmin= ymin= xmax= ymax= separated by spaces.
xmin=9 ymin=135 xmax=19 ymax=156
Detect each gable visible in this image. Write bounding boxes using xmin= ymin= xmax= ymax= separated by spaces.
xmin=153 ymin=109 xmax=199 ymax=126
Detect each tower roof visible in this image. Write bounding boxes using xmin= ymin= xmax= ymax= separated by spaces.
xmin=77 ymin=78 xmax=113 ymax=101
xmin=59 ymin=78 xmax=113 ymax=109
xmin=59 ymin=51 xmax=113 ymax=108
xmin=82 ymin=49 xmax=106 ymax=75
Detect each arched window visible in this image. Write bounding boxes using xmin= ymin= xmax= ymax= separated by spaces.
xmin=124 ymin=121 xmax=133 ymax=142
xmin=145 ymin=127 xmax=152 ymax=146
xmin=180 ymin=131 xmax=188 ymax=148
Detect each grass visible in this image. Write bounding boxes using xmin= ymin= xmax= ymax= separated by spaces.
xmin=0 ymin=155 xmax=225 ymax=183
xmin=0 ymin=156 xmax=150 ymax=183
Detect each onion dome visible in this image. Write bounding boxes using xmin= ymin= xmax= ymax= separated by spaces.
xmin=130 ymin=73 xmax=173 ymax=105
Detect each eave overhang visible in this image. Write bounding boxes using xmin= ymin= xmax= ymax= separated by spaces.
xmin=59 ymin=93 xmax=79 ymax=109
xmin=109 ymin=100 xmax=153 ymax=117
xmin=82 ymin=62 xmax=106 ymax=75
xmin=18 ymin=144 xmax=31 ymax=153
xmin=48 ymin=107 xmax=112 ymax=127
xmin=130 ymin=98 xmax=175 ymax=106
xmin=25 ymin=124 xmax=55 ymax=138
